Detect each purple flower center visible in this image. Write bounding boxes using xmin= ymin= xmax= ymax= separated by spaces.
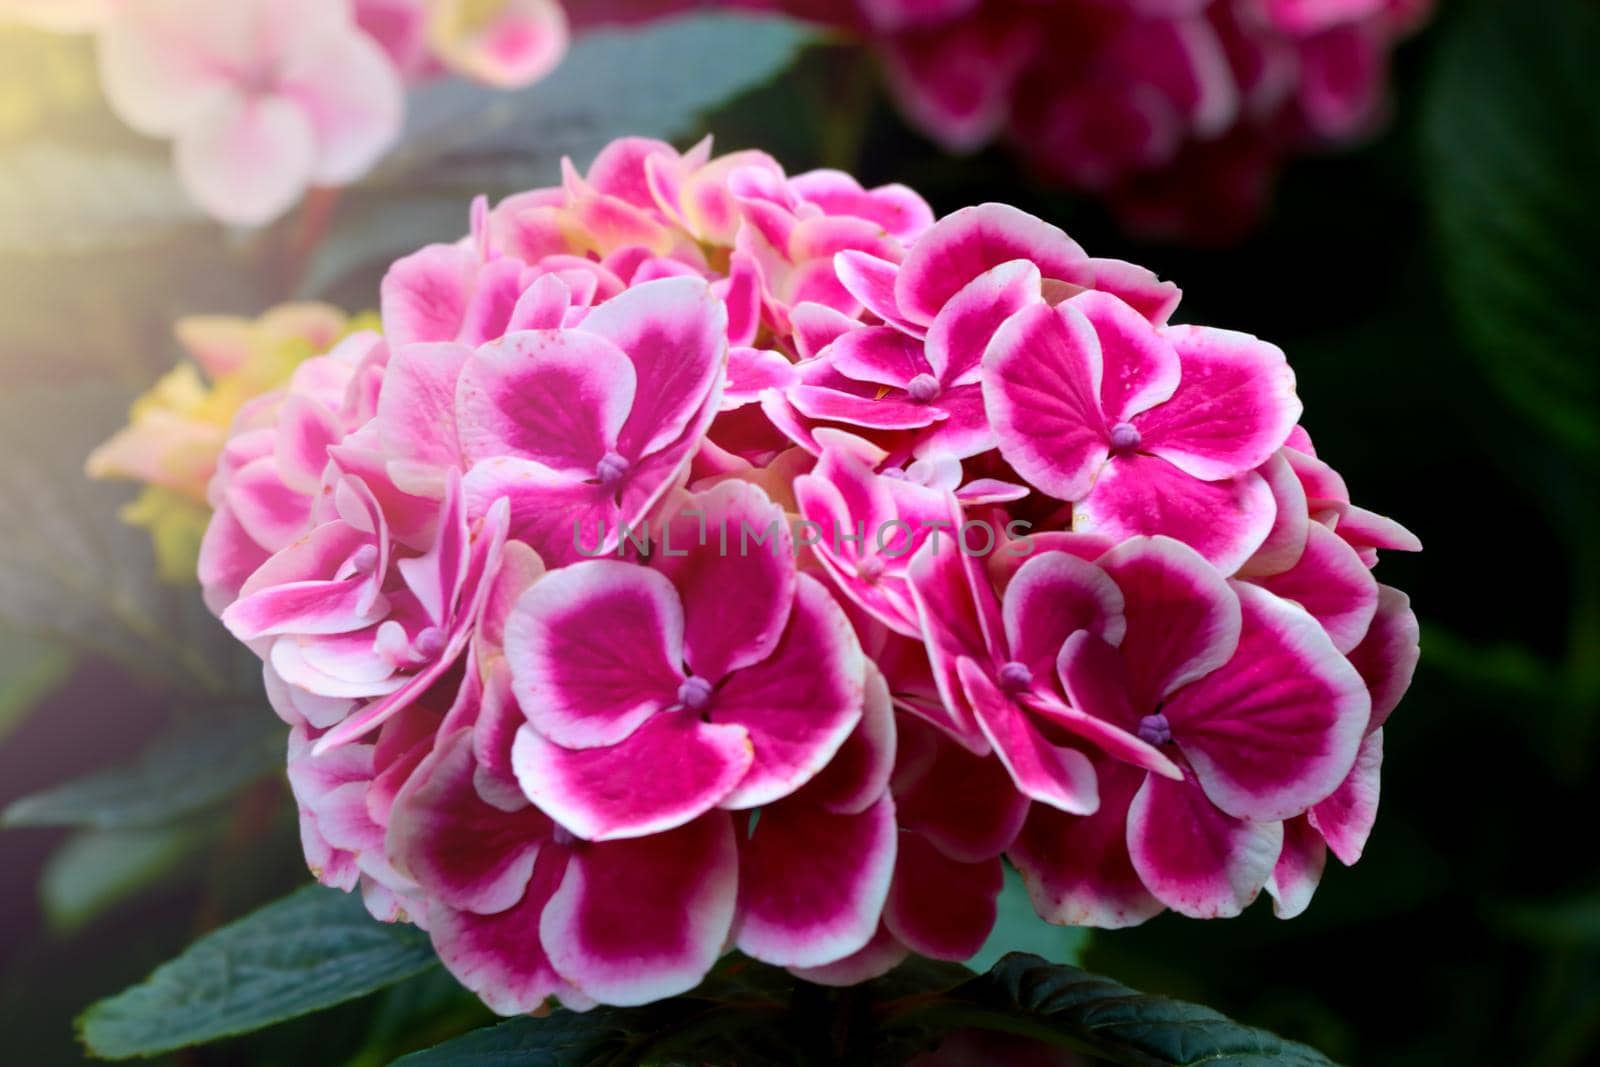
xmin=997 ymin=660 xmax=1033 ymax=692
xmin=1137 ymin=712 xmax=1172 ymax=746
xmin=856 ymin=555 xmax=886 ymax=583
xmin=678 ymin=675 xmax=714 ymax=711
xmin=906 ymin=373 xmax=941 ymax=403
xmin=595 ymin=450 xmax=630 ymax=489
xmin=1109 ymin=422 xmax=1142 ymax=452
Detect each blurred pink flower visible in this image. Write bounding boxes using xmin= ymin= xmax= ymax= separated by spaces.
xmin=98 ymin=0 xmax=404 ymax=225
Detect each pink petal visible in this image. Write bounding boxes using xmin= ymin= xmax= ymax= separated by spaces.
xmin=1238 ymin=451 xmax=1311 ymax=578
xmin=512 ymin=713 xmax=752 ymax=842
xmin=541 ymin=813 xmax=738 ymax=1005
xmin=1165 ymin=582 xmax=1371 ymax=822
xmin=907 ymin=540 xmax=1001 ymax=749
xmin=1251 ymin=522 xmax=1379 ymax=654
xmin=506 ymin=273 xmax=572 ymax=332
xmin=736 ymin=794 xmax=897 ymax=967
xmin=427 ymin=845 xmax=570 ymax=1015
xmin=1308 ymin=729 xmax=1383 ymax=865
xmin=456 ymin=329 xmax=634 ymax=475
xmin=652 ymin=482 xmax=796 ymax=680
xmin=376 ymin=342 xmax=469 ymax=492
xmin=787 ymin=922 xmax=908 ymax=986
xmin=1347 ymin=586 xmax=1419 ymax=731
xmin=577 ymin=276 xmax=727 ymax=460
xmin=958 ymin=657 xmax=1099 ymax=815
xmin=174 ymin=90 xmax=317 ymax=227
xmin=884 ymin=834 xmax=1002 ymax=959
xmin=925 ymin=259 xmax=1042 ymax=385
xmin=1087 ymin=257 xmax=1182 ymax=325
xmin=461 ymin=457 xmax=615 ymax=568
xmin=826 ymin=326 xmax=930 ymax=389
xmin=791 ymin=300 xmax=863 ymax=361
xmin=1010 ymin=759 xmax=1163 ymax=928
xmin=797 ymin=664 xmax=896 ymax=816
xmin=1126 ymin=771 xmax=1283 ymax=919
xmin=1138 ymin=325 xmax=1301 ymax=480
xmin=1266 ymin=815 xmax=1328 ymax=920
xmin=983 ymin=301 xmax=1109 ymax=501
xmin=503 ymin=560 xmax=683 ymax=749
xmin=281 ymin=28 xmax=404 ymax=184
xmin=833 ymin=250 xmax=923 ymax=336
xmin=224 ymin=456 xmax=315 ymax=553
xmin=712 ymin=575 xmax=866 ymax=808
xmin=1072 ymin=290 xmax=1182 ymax=424
xmin=724 ymin=347 xmax=797 ymax=407
xmin=1001 ymin=550 xmax=1125 ymax=680
xmin=1076 ymin=455 xmax=1276 ymax=575
xmin=789 ymin=383 xmax=946 ymax=431
xmin=893 ymin=716 xmax=1028 ymax=864
xmin=896 ymin=203 xmax=1090 ymax=326
xmin=389 ymin=731 xmax=550 ymax=913
xmin=1097 ymin=536 xmax=1242 ymax=711
xmin=381 ymin=244 xmax=475 ymax=348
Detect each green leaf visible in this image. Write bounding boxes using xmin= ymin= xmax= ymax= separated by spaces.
xmin=389 ymin=1006 xmax=665 ymax=1067
xmin=78 ymin=885 xmax=437 ymax=1059
xmin=967 ymin=864 xmax=1091 ymax=974
xmin=1423 ymin=0 xmax=1600 ymax=462
xmin=0 ymin=626 xmax=72 ymax=744
xmin=4 ymin=713 xmax=281 ymax=830
xmin=880 ymin=953 xmax=1337 ymax=1066
xmin=40 ymin=823 xmax=212 ymax=934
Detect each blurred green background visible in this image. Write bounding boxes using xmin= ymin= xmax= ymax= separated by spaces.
xmin=1 ymin=0 xmax=1597 ymax=1063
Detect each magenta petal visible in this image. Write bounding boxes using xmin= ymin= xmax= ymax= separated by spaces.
xmin=512 ymin=713 xmax=752 ymax=841
xmin=1010 ymin=759 xmax=1163 ymax=929
xmin=801 ymin=667 xmax=896 ymax=818
xmin=789 ymin=383 xmax=945 ymax=431
xmin=1138 ymin=325 xmax=1301 ymax=480
xmin=1347 ymin=586 xmax=1419 ymax=731
xmin=1097 ymin=536 xmax=1242 ymax=711
xmin=959 ymin=657 xmax=1099 ymax=815
xmin=1165 ymin=582 xmax=1371 ymax=822
xmin=884 ymin=834 xmax=1003 ymax=959
xmin=724 ymin=347 xmax=797 ymax=406
xmin=983 ymin=301 xmax=1109 ymax=501
xmin=1070 ymin=290 xmax=1182 ymax=423
xmin=826 ymin=326 xmax=930 ymax=389
xmin=225 ymin=457 xmax=314 ymax=553
xmin=577 ymin=276 xmax=727 ymax=459
xmin=503 ymin=560 xmax=683 ymax=749
xmin=506 ymin=273 xmax=572 ymax=332
xmin=791 ymin=300 xmax=863 ymax=361
xmin=1308 ymin=729 xmax=1383 ymax=865
xmin=461 ymin=457 xmax=613 ymax=568
xmin=712 ymin=575 xmax=865 ymax=808
xmin=388 ymin=731 xmax=550 ymax=913
xmin=736 ymin=794 xmax=896 ymax=967
xmin=427 ymin=844 xmax=571 ymax=1015
xmin=787 ymin=922 xmax=907 ymax=986
xmin=896 ymin=203 xmax=1090 ymax=326
xmin=926 ymin=259 xmax=1042 ymax=385
xmin=894 ymin=718 xmax=1029 ymax=862
xmin=1252 ymin=522 xmax=1379 ymax=654
xmin=455 ymin=329 xmax=634 ymax=475
xmin=541 ymin=814 xmax=737 ymax=1006
xmin=381 ymin=243 xmax=475 ymax=348
xmin=1087 ymin=257 xmax=1181 ymax=325
xmin=1238 ymin=451 xmax=1311 ymax=578
xmin=1266 ymin=815 xmax=1328 ymax=920
xmin=1001 ymin=550 xmax=1125 ymax=679
xmin=1077 ymin=454 xmax=1276 ymax=575
xmin=833 ymin=250 xmax=922 ymax=335
xmin=1126 ymin=771 xmax=1283 ymax=919
xmin=655 ymin=482 xmax=798 ymax=678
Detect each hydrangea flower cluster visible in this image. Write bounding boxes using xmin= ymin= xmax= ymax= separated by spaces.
xmin=648 ymin=0 xmax=1433 ymax=239
xmin=13 ymin=0 xmax=571 ymax=225
xmin=199 ymin=136 xmax=1420 ymax=1010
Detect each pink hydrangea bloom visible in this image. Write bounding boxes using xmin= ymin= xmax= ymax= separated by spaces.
xmin=200 ymin=136 xmax=1419 ymax=1010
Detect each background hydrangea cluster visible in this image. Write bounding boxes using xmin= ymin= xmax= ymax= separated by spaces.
xmin=4 ymin=0 xmax=1430 ymax=240
xmin=191 ymin=137 xmax=1419 ymax=1011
